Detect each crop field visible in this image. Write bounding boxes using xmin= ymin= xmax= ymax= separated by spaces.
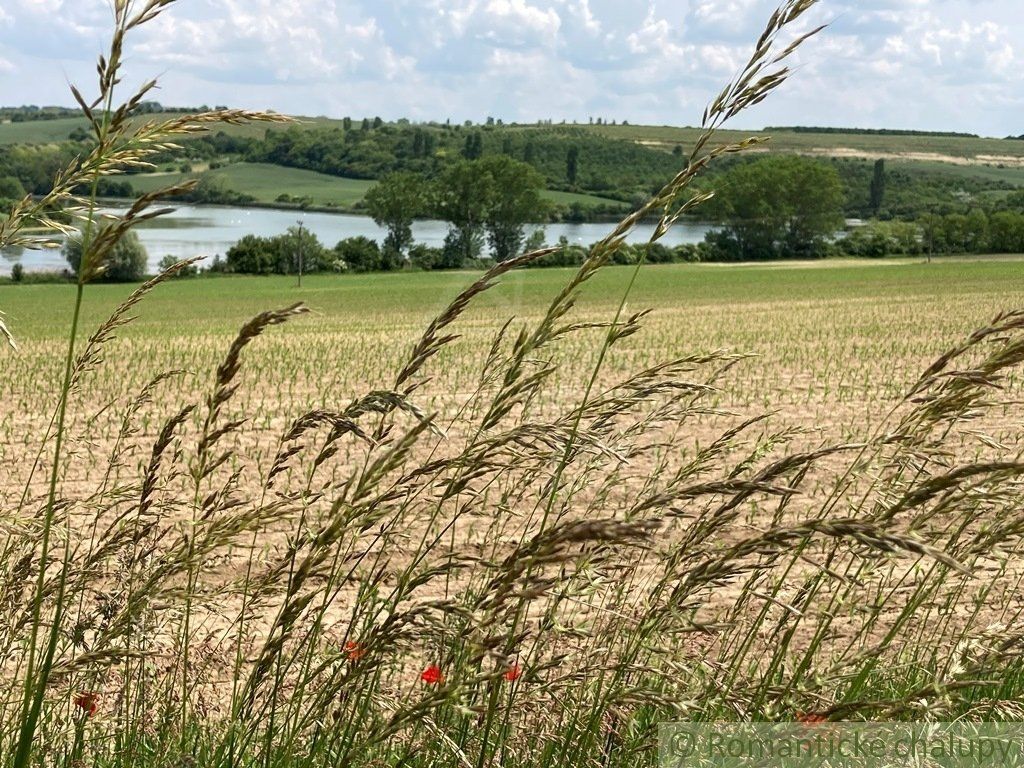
xmin=5 ymin=232 xmax=1024 ymax=765
xmin=584 ymin=123 xmax=1024 ymax=163
xmin=4 ymin=259 xmax=1023 ymax=504
xmin=6 ymin=2 xmax=1024 ymax=762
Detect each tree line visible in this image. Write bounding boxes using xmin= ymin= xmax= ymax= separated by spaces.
xmin=2 ymin=116 xmax=1021 ymax=226
xmin=222 ymin=156 xmax=549 ymax=273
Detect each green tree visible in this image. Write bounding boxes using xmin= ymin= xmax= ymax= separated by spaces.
xmin=989 ymin=211 xmax=1024 ymax=253
xmin=706 ymin=155 xmax=844 ymax=260
xmin=226 ymin=234 xmax=276 ymax=274
xmin=943 ymin=213 xmax=970 ymax=253
xmin=157 ymin=254 xmax=198 ymax=278
xmin=919 ymin=213 xmax=945 ymax=262
xmin=869 ymin=159 xmax=886 ymax=214
xmin=0 ymin=175 xmax=26 ymax=201
xmin=477 ymin=156 xmax=548 ymax=262
xmin=364 ymin=172 xmax=429 ymax=257
xmin=566 ymin=146 xmax=580 ymax=186
xmin=278 ymin=225 xmax=328 ymax=274
xmin=334 ymin=236 xmax=382 ymax=272
xmin=965 ymin=209 xmax=990 ymax=253
xmin=434 ymin=161 xmax=494 ymax=267
xmin=64 ymin=229 xmax=148 ymax=282
xmin=462 ymin=132 xmax=484 ymax=160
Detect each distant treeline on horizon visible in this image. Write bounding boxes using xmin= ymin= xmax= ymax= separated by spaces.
xmin=0 ymin=102 xmax=225 ymax=122
xmin=762 ymin=126 xmax=981 ymax=138
xmin=0 ymin=104 xmax=1013 ymax=140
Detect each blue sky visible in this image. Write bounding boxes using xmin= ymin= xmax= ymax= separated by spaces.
xmin=0 ymin=0 xmax=1020 ymax=136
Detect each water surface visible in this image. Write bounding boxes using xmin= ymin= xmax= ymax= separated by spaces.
xmin=1 ymin=205 xmax=713 ymax=275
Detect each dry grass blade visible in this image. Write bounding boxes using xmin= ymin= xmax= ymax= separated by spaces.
xmin=0 ymin=312 xmax=15 ymax=351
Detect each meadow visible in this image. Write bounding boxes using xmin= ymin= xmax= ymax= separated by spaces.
xmin=5 ymin=254 xmax=1024 ymax=766
xmin=125 ymin=161 xmax=625 ymax=210
xmin=6 ymin=1 xmax=1024 ymax=766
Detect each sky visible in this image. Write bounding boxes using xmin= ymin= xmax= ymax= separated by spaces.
xmin=0 ymin=0 xmax=1020 ymax=137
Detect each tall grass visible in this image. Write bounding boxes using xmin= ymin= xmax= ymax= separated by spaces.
xmin=3 ymin=1 xmax=1024 ymax=766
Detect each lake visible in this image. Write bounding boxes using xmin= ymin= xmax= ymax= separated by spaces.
xmin=0 ymin=205 xmax=713 ymax=275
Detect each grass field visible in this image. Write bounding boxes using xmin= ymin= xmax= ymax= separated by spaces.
xmin=6 ymin=196 xmax=1024 ymax=767
xmin=13 ymin=0 xmax=1024 ymax=763
xmin=583 ymin=123 xmax=1024 ymax=162
xmin=5 ymin=258 xmax=1023 ymax=484
xmin=125 ymin=161 xmax=627 ymax=209
xmin=5 ymin=113 xmax=1024 ymax=158
xmin=128 ymin=162 xmax=377 ymax=207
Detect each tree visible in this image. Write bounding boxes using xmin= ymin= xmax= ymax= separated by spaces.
xmin=478 ymin=156 xmax=548 ymax=262
xmin=226 ymin=234 xmax=277 ymax=274
xmin=225 ymin=229 xmax=327 ymax=275
xmin=943 ymin=213 xmax=970 ymax=253
xmin=434 ymin=161 xmax=494 ymax=267
xmin=919 ymin=213 xmax=945 ymax=262
xmin=869 ymin=159 xmax=886 ymax=214
xmin=0 ymin=175 xmax=26 ymax=202
xmin=364 ymin=172 xmax=429 ymax=258
xmin=64 ymin=229 xmax=148 ymax=282
xmin=705 ymin=155 xmax=844 ymax=260
xmin=989 ymin=211 xmax=1024 ymax=253
xmin=462 ymin=132 xmax=484 ymax=160
xmin=334 ymin=236 xmax=382 ymax=272
xmin=279 ymin=225 xmax=328 ymax=274
xmin=566 ymin=146 xmax=580 ymax=186
xmin=523 ymin=141 xmax=536 ymax=164
xmin=158 ymin=254 xmax=198 ymax=278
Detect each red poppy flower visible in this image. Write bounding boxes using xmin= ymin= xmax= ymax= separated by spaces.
xmin=796 ymin=712 xmax=829 ymax=724
xmin=503 ymin=664 xmax=522 ymax=682
xmin=421 ymin=665 xmax=444 ymax=685
xmin=344 ymin=641 xmax=366 ymax=661
xmin=74 ymin=692 xmax=99 ymax=717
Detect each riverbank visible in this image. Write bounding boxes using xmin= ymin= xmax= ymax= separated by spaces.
xmin=0 ymin=203 xmax=714 ymax=275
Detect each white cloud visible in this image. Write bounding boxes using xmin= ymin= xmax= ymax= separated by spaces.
xmin=0 ymin=0 xmax=1019 ymax=135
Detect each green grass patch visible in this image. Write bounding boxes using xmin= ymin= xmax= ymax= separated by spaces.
xmin=4 ymin=257 xmax=1024 ymax=342
xmin=127 ymin=162 xmax=375 ymax=206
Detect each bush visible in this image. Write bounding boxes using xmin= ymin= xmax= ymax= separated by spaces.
xmin=64 ymin=229 xmax=149 ymax=282
xmin=158 ymin=254 xmax=198 ymax=278
xmin=10 ymin=263 xmax=24 ymax=283
xmin=333 ymin=236 xmax=382 ymax=273
xmin=408 ymin=243 xmax=443 ymax=271
xmin=227 ymin=228 xmax=329 ymax=275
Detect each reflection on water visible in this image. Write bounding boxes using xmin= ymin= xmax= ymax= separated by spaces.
xmin=1 ymin=205 xmax=713 ymax=275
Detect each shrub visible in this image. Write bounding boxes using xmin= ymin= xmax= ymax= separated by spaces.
xmin=158 ymin=254 xmax=198 ymax=278
xmin=64 ymin=228 xmax=148 ymax=282
xmin=334 ymin=236 xmax=382 ymax=272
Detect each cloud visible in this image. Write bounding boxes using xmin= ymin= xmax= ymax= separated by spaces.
xmin=0 ymin=0 xmax=1019 ymax=136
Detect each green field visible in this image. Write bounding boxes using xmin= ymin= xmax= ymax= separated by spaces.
xmin=6 ymin=250 xmax=1024 ymax=768
xmin=0 ymin=112 xmax=349 ymax=145
xmin=128 ymin=162 xmax=376 ymax=206
xmin=125 ymin=162 xmax=627 ymax=209
xmin=4 ymin=113 xmax=1023 ymax=160
xmin=582 ymin=123 xmax=1024 ymax=161
xmin=4 ymin=257 xmax=1022 ymax=342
